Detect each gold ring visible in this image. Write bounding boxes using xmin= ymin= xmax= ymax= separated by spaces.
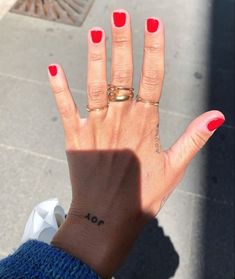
xmin=136 ymin=95 xmax=159 ymax=106
xmin=86 ymin=104 xmax=109 ymax=112
xmin=108 ymin=85 xmax=134 ymax=91
xmin=107 ymin=84 xmax=134 ymax=102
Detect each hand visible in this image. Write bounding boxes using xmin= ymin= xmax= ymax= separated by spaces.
xmin=48 ymin=10 xmax=225 ymax=278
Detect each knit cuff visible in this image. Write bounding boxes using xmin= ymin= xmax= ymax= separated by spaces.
xmin=0 ymin=240 xmax=101 ymax=279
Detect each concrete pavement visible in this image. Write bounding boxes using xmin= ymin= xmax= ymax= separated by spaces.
xmin=0 ymin=0 xmax=234 ymax=278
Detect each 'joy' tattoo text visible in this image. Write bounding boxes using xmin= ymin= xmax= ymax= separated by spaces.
xmin=85 ymin=213 xmax=104 ymax=226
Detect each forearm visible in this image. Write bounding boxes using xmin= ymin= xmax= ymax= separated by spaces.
xmin=0 ymin=240 xmax=100 ymax=279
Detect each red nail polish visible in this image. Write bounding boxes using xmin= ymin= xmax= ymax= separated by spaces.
xmin=147 ymin=18 xmax=159 ymax=33
xmin=91 ymin=30 xmax=103 ymax=43
xmin=113 ymin=12 xmax=126 ymax=27
xmin=207 ymin=118 xmax=225 ymax=131
xmin=48 ymin=65 xmax=57 ymax=76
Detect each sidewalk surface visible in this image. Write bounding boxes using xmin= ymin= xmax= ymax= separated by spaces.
xmin=0 ymin=0 xmax=234 ymax=278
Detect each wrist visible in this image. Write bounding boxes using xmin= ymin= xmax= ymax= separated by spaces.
xmin=51 ymin=214 xmax=131 ymax=278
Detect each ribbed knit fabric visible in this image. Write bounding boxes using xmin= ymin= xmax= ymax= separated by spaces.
xmin=0 ymin=240 xmax=101 ymax=279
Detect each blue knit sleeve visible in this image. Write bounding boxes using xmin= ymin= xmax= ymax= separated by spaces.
xmin=0 ymin=240 xmax=102 ymax=279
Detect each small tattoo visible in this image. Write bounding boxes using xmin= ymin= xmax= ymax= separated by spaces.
xmin=155 ymin=123 xmax=161 ymax=153
xmin=85 ymin=213 xmax=104 ymax=226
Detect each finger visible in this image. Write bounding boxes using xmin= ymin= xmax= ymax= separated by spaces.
xmin=138 ymin=18 xmax=164 ymax=104
xmin=165 ymin=110 xmax=225 ymax=174
xmin=110 ymin=9 xmax=133 ymax=107
xmin=48 ymin=64 xmax=80 ymax=142
xmin=87 ymin=27 xmax=108 ymax=118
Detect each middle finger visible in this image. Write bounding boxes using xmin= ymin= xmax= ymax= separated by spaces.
xmin=110 ymin=9 xmax=133 ymax=110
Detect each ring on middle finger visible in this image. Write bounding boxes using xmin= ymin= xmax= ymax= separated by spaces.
xmin=107 ymin=84 xmax=134 ymax=102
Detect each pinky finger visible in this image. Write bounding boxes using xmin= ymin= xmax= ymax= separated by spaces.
xmin=48 ymin=64 xmax=80 ymax=145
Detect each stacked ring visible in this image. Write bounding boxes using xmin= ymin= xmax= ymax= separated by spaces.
xmin=87 ymin=85 xmax=160 ymax=112
xmin=107 ymin=84 xmax=134 ymax=102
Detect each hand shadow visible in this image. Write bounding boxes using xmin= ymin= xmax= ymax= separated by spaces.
xmin=65 ymin=149 xmax=179 ymax=278
xmin=115 ymin=218 xmax=179 ymax=279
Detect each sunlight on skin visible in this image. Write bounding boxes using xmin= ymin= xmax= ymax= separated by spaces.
xmin=47 ymin=9 xmax=225 ymax=278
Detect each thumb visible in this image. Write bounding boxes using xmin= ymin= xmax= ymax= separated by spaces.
xmin=166 ymin=110 xmax=225 ymax=173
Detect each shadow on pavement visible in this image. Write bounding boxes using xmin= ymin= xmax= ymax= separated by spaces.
xmin=115 ymin=218 xmax=179 ymax=279
xmin=202 ymin=0 xmax=234 ymax=278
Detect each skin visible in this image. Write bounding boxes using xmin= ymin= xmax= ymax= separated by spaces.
xmin=48 ymin=9 xmax=225 ymax=279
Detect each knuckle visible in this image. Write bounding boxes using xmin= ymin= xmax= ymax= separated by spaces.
xmin=113 ymin=36 xmax=130 ymax=48
xmin=142 ymin=70 xmax=163 ymax=89
xmin=51 ymin=85 xmax=76 ymax=118
xmin=88 ymin=82 xmax=106 ymax=104
xmin=190 ymin=132 xmax=207 ymax=150
xmin=112 ymin=68 xmax=132 ymax=85
xmin=53 ymin=85 xmax=65 ymax=95
xmin=90 ymin=52 xmax=105 ymax=62
xmin=144 ymin=43 xmax=163 ymax=55
xmin=59 ymin=102 xmax=74 ymax=119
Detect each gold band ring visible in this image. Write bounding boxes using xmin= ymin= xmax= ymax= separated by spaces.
xmin=107 ymin=84 xmax=134 ymax=102
xmin=108 ymin=84 xmax=134 ymax=91
xmin=136 ymin=95 xmax=159 ymax=106
xmin=86 ymin=84 xmax=135 ymax=111
xmin=86 ymin=104 xmax=109 ymax=112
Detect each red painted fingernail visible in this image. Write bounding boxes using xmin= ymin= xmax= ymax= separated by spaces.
xmin=48 ymin=65 xmax=57 ymax=76
xmin=91 ymin=30 xmax=103 ymax=43
xmin=147 ymin=18 xmax=159 ymax=33
xmin=207 ymin=118 xmax=225 ymax=131
xmin=113 ymin=12 xmax=126 ymax=27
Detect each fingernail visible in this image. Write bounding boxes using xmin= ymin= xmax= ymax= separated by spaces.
xmin=147 ymin=18 xmax=159 ymax=33
xmin=207 ymin=118 xmax=225 ymax=131
xmin=91 ymin=30 xmax=103 ymax=43
xmin=48 ymin=65 xmax=57 ymax=76
xmin=113 ymin=11 xmax=126 ymax=27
